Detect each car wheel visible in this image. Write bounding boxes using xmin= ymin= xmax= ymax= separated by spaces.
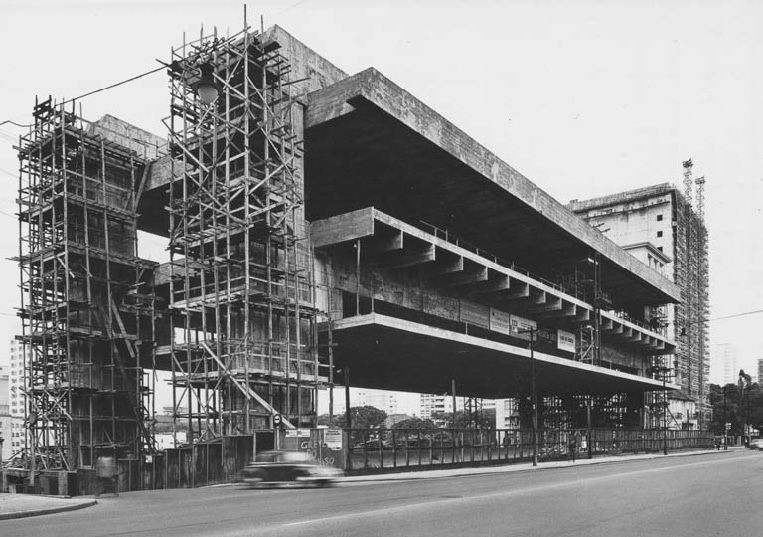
xmin=290 ymin=470 xmax=309 ymax=484
xmin=245 ymin=470 xmax=266 ymax=486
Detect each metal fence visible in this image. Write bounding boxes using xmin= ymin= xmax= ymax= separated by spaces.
xmin=342 ymin=428 xmax=714 ymax=473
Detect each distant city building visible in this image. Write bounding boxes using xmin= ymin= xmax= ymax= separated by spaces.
xmin=7 ymin=340 xmax=28 ymax=458
xmin=757 ymin=358 xmax=763 ymax=386
xmin=420 ymin=394 xmax=465 ymax=423
xmin=356 ymin=389 xmax=398 ymax=416
xmin=495 ymin=399 xmax=520 ymax=430
xmin=329 ymin=388 xmax=422 ymax=418
xmin=709 ymin=344 xmax=739 ymax=386
xmin=0 ymin=366 xmax=11 ymax=461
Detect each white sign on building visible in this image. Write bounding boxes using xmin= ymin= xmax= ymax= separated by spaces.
xmin=489 ymin=308 xmax=512 ymax=335
xmin=509 ymin=314 xmax=537 ymax=340
xmin=557 ymin=329 xmax=576 ymax=353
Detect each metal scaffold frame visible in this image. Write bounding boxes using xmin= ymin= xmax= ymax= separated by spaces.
xmin=16 ymin=97 xmax=159 ymax=471
xmin=166 ymin=25 xmax=320 ymax=442
xmin=674 ymin=160 xmax=709 ymax=427
xmin=648 ymin=355 xmax=678 ymax=430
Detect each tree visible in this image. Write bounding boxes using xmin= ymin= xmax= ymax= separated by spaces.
xmin=316 ymin=406 xmax=387 ymax=429
xmin=748 ymin=385 xmax=763 ymax=433
xmin=348 ymin=406 xmax=387 ymax=429
xmin=430 ymin=409 xmax=496 ymax=429
xmin=316 ymin=413 xmax=343 ymax=427
xmin=706 ymin=382 xmax=761 ymax=437
xmin=392 ymin=417 xmax=437 ymax=430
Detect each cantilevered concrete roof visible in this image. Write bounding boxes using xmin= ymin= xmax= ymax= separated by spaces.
xmin=324 ymin=314 xmax=675 ymax=399
xmin=305 ymin=68 xmax=681 ymax=310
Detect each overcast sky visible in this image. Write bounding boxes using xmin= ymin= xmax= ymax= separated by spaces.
xmin=1 ymin=0 xmax=761 ymax=382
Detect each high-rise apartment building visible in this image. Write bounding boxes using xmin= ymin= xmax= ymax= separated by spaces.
xmin=7 ymin=340 xmax=28 ymax=459
xmin=570 ymin=181 xmax=709 ymax=428
xmin=709 ymin=344 xmax=739 ymax=386
xmin=0 ymin=366 xmax=11 ymax=462
xmin=420 ymin=394 xmax=465 ymax=422
xmin=354 ymin=389 xmax=420 ymax=417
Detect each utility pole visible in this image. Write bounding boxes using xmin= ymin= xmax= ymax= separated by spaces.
xmin=663 ymin=360 xmax=668 ymax=456
xmin=345 ymin=364 xmax=351 ymax=429
xmin=586 ymin=398 xmax=593 ymax=459
xmin=451 ymin=379 xmax=457 ymax=428
xmin=0 ymin=434 xmax=4 ymax=492
xmin=519 ymin=327 xmax=539 ymax=466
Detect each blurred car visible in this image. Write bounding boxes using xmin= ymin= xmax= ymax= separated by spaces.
xmin=242 ymin=450 xmax=343 ymax=487
xmin=749 ymin=438 xmax=763 ymax=450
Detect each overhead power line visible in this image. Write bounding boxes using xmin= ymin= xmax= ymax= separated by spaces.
xmin=708 ymin=309 xmax=763 ymax=322
xmin=0 ymin=64 xmax=166 ymax=129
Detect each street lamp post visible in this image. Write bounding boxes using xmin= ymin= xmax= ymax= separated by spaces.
xmin=531 ymin=330 xmax=538 ymax=466
xmin=663 ymin=364 xmax=668 ymax=456
xmin=0 ymin=434 xmax=4 ymax=493
xmin=519 ymin=327 xmax=539 ymax=467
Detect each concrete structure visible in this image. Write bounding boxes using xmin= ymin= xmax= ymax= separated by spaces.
xmin=570 ymin=182 xmax=709 ymax=428
xmin=12 ymin=24 xmax=682 ymax=471
xmin=709 ymin=343 xmax=739 ymax=386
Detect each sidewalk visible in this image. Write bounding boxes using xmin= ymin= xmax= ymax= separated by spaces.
xmin=338 ymin=447 xmax=739 ymax=483
xmin=0 ymin=494 xmax=97 ymax=521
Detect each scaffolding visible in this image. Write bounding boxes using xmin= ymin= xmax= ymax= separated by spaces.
xmin=673 ymin=161 xmax=709 ymax=422
xmin=694 ymin=175 xmax=709 ymax=425
xmin=648 ymin=356 xmax=677 ymax=430
xmin=165 ymin=26 xmax=320 ymax=441
xmin=16 ymin=97 xmax=158 ymax=470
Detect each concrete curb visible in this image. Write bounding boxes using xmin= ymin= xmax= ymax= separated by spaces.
xmin=0 ymin=499 xmax=98 ymax=521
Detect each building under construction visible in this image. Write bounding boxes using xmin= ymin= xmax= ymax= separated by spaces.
xmin=17 ymin=103 xmax=163 ymax=470
xmin=569 ymin=169 xmax=710 ymax=429
xmin=13 ymin=24 xmax=690 ymax=474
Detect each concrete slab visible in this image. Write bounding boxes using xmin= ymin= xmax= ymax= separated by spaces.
xmin=305 ymin=68 xmax=681 ymax=308
xmin=325 ymin=312 xmax=674 ymax=398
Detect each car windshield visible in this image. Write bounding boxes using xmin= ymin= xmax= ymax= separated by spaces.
xmin=277 ymin=451 xmax=311 ymax=463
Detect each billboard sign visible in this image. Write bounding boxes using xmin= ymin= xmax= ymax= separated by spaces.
xmin=509 ymin=314 xmax=537 ymax=340
xmin=489 ymin=308 xmax=512 ymax=335
xmin=557 ymin=329 xmax=576 ymax=353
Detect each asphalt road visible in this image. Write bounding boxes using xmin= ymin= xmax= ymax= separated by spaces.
xmin=5 ymin=450 xmax=762 ymax=537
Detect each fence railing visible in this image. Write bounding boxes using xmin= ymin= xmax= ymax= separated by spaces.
xmin=342 ymin=428 xmax=714 ymax=472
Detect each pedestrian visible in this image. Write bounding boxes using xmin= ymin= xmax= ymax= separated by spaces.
xmin=95 ymin=454 xmax=118 ymax=497
xmin=568 ymin=432 xmax=577 ymax=463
